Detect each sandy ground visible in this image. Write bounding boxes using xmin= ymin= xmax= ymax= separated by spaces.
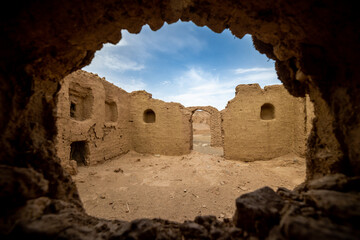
xmin=73 ymin=133 xmax=306 ymax=223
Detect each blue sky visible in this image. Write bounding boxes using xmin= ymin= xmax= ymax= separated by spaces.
xmin=83 ymin=21 xmax=281 ymax=110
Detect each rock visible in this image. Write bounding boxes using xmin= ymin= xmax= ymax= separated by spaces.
xmin=306 ymin=174 xmax=360 ymax=192
xmin=154 ymin=154 xmax=161 ymax=157
xmin=0 ymin=166 xmax=49 ymax=210
xmin=180 ymin=222 xmax=208 ymax=239
xmin=114 ymin=168 xmax=123 ymax=173
xmin=276 ymin=187 xmax=300 ymax=201
xmin=273 ymin=215 xmax=359 ymax=240
xmin=303 ymin=189 xmax=360 ymax=222
xmin=233 ymin=187 xmax=284 ymax=238
xmin=239 ymin=186 xmax=248 ymax=191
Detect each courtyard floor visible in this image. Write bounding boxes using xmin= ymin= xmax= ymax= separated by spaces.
xmin=73 ymin=134 xmax=305 ymax=222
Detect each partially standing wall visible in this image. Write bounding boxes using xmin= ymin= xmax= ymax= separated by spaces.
xmin=55 ymin=70 xmax=132 ymax=174
xmin=130 ymin=91 xmax=192 ymax=155
xmin=222 ymin=84 xmax=308 ymax=161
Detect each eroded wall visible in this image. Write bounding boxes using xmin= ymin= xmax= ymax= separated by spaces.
xmin=130 ymin=91 xmax=192 ymax=155
xmin=56 ymin=71 xmax=193 ymax=172
xmin=56 ymin=70 xmax=132 ymax=174
xmin=57 ymin=75 xmax=312 ymax=168
xmin=222 ymin=84 xmax=309 ymax=161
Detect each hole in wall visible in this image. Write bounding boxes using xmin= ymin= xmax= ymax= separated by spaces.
xmin=70 ymin=102 xmax=76 ymax=118
xmin=143 ymin=109 xmax=156 ymax=123
xmin=70 ymin=141 xmax=89 ymax=166
xmin=260 ymin=103 xmax=275 ymax=120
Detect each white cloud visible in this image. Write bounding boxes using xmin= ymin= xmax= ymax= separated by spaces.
xmin=102 ymin=54 xmax=145 ymax=72
xmin=234 ymin=67 xmax=274 ymax=74
xmin=163 ymin=67 xmax=235 ymax=110
xmin=162 ymin=66 xmax=280 ymax=110
xmin=117 ymin=38 xmax=128 ymax=47
xmin=112 ymin=77 xmax=147 ymax=92
xmin=84 ymin=44 xmax=145 ymax=74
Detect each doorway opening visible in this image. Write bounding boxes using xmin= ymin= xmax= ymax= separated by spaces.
xmin=191 ymin=110 xmax=223 ymax=156
xmin=70 ymin=141 xmax=89 ymax=166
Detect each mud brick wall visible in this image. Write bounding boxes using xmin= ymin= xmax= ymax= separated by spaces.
xmin=222 ymin=84 xmax=308 ymax=161
xmin=130 ymin=91 xmax=192 ymax=156
xmin=55 ymin=70 xmax=132 ymax=174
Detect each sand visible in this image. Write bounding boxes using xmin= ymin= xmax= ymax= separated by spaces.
xmin=73 ymin=133 xmax=305 ymax=223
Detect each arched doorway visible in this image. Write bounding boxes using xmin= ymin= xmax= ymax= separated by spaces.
xmin=188 ymin=107 xmax=223 ymax=156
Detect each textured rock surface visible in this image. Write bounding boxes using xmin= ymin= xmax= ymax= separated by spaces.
xmin=233 ymin=187 xmax=284 ymax=238
xmin=0 ymin=0 xmax=359 ymax=238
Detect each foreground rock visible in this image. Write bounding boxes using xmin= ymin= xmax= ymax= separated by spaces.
xmin=230 ymin=174 xmax=360 ymax=239
xmin=233 ymin=187 xmax=284 ymax=238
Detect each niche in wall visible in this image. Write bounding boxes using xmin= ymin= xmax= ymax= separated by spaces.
xmin=70 ymin=141 xmax=89 ymax=166
xmin=69 ymin=82 xmax=94 ymax=121
xmin=105 ymin=101 xmax=118 ymax=122
xmin=260 ymin=103 xmax=275 ymax=120
xmin=143 ymin=109 xmax=156 ymax=123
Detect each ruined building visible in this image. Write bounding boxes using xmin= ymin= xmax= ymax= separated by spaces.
xmin=56 ymin=70 xmax=191 ymax=174
xmin=57 ymin=70 xmax=312 ymax=173
xmin=1 ymin=1 xmax=359 ymax=239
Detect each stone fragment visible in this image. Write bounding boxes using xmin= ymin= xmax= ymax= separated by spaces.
xmin=114 ymin=168 xmax=124 ymax=173
xmin=233 ymin=187 xmax=284 ymax=238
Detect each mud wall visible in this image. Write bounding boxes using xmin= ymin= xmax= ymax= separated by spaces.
xmin=222 ymin=84 xmax=308 ymax=161
xmin=188 ymin=106 xmax=222 ymax=147
xmin=55 ymin=70 xmax=132 ymax=174
xmin=56 ymin=71 xmax=193 ymax=170
xmin=130 ymin=91 xmax=192 ymax=155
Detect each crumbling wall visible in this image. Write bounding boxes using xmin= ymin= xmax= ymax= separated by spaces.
xmin=130 ymin=91 xmax=192 ymax=155
xmin=56 ymin=71 xmax=193 ymax=170
xmin=187 ymin=106 xmax=222 ymax=147
xmin=222 ymin=84 xmax=307 ymax=161
xmin=55 ymin=70 xmax=132 ymax=174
